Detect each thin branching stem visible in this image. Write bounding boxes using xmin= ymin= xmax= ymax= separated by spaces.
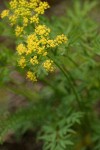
xmin=49 ymin=55 xmax=82 ymax=110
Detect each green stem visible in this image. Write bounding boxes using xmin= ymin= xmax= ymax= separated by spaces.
xmin=50 ymin=56 xmax=82 ymax=109
xmin=64 ymin=55 xmax=79 ymax=68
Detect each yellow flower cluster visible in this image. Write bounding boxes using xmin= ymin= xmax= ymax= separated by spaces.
xmin=18 ymin=56 xmax=26 ymax=68
xmin=15 ymin=26 xmax=24 ymax=37
xmin=30 ymin=56 xmax=39 ymax=65
xmin=35 ymin=25 xmax=50 ymax=36
xmin=16 ymin=44 xmax=26 ymax=55
xmin=1 ymin=0 xmax=49 ymax=28
xmin=1 ymin=10 xmax=9 ymax=18
xmin=43 ymin=60 xmax=54 ymax=72
xmin=27 ymin=71 xmax=37 ymax=82
xmin=16 ymin=24 xmax=67 ymax=81
xmin=35 ymin=1 xmax=50 ymax=14
xmin=1 ymin=0 xmax=68 ymax=82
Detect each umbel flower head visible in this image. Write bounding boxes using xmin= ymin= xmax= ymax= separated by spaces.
xmin=1 ymin=0 xmax=68 ymax=82
xmin=1 ymin=0 xmax=50 ymax=28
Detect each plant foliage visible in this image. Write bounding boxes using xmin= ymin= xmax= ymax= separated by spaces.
xmin=0 ymin=0 xmax=100 ymax=150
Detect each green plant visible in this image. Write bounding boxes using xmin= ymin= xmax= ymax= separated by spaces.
xmin=0 ymin=0 xmax=100 ymax=150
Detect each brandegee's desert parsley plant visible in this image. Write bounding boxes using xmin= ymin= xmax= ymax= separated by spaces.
xmin=0 ymin=0 xmax=100 ymax=149
xmin=1 ymin=0 xmax=68 ymax=81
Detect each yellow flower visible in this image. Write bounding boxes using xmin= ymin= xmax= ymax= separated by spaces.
xmin=30 ymin=56 xmax=39 ymax=65
xmin=27 ymin=34 xmax=38 ymax=44
xmin=15 ymin=26 xmax=23 ymax=37
xmin=9 ymin=0 xmax=18 ymax=9
xmin=43 ymin=59 xmax=54 ymax=72
xmin=37 ymin=47 xmax=45 ymax=54
xmin=27 ymin=71 xmax=37 ymax=81
xmin=18 ymin=56 xmax=26 ymax=68
xmin=16 ymin=44 xmax=27 ymax=55
xmin=19 ymin=0 xmax=28 ymax=7
xmin=47 ymin=40 xmax=56 ymax=48
xmin=39 ymin=37 xmax=47 ymax=45
xmin=35 ymin=1 xmax=50 ymax=14
xmin=29 ymin=0 xmax=40 ymax=9
xmin=43 ymin=51 xmax=48 ymax=56
xmin=55 ymin=34 xmax=68 ymax=45
xmin=1 ymin=10 xmax=9 ymax=18
xmin=35 ymin=25 xmax=50 ymax=36
xmin=23 ymin=17 xmax=28 ymax=27
xmin=26 ymin=34 xmax=39 ymax=54
xmin=1 ymin=0 xmax=68 ymax=82
xmin=9 ymin=15 xmax=17 ymax=26
xmin=30 ymin=15 xmax=39 ymax=24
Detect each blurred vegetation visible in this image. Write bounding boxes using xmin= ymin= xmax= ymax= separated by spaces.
xmin=0 ymin=0 xmax=100 ymax=150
